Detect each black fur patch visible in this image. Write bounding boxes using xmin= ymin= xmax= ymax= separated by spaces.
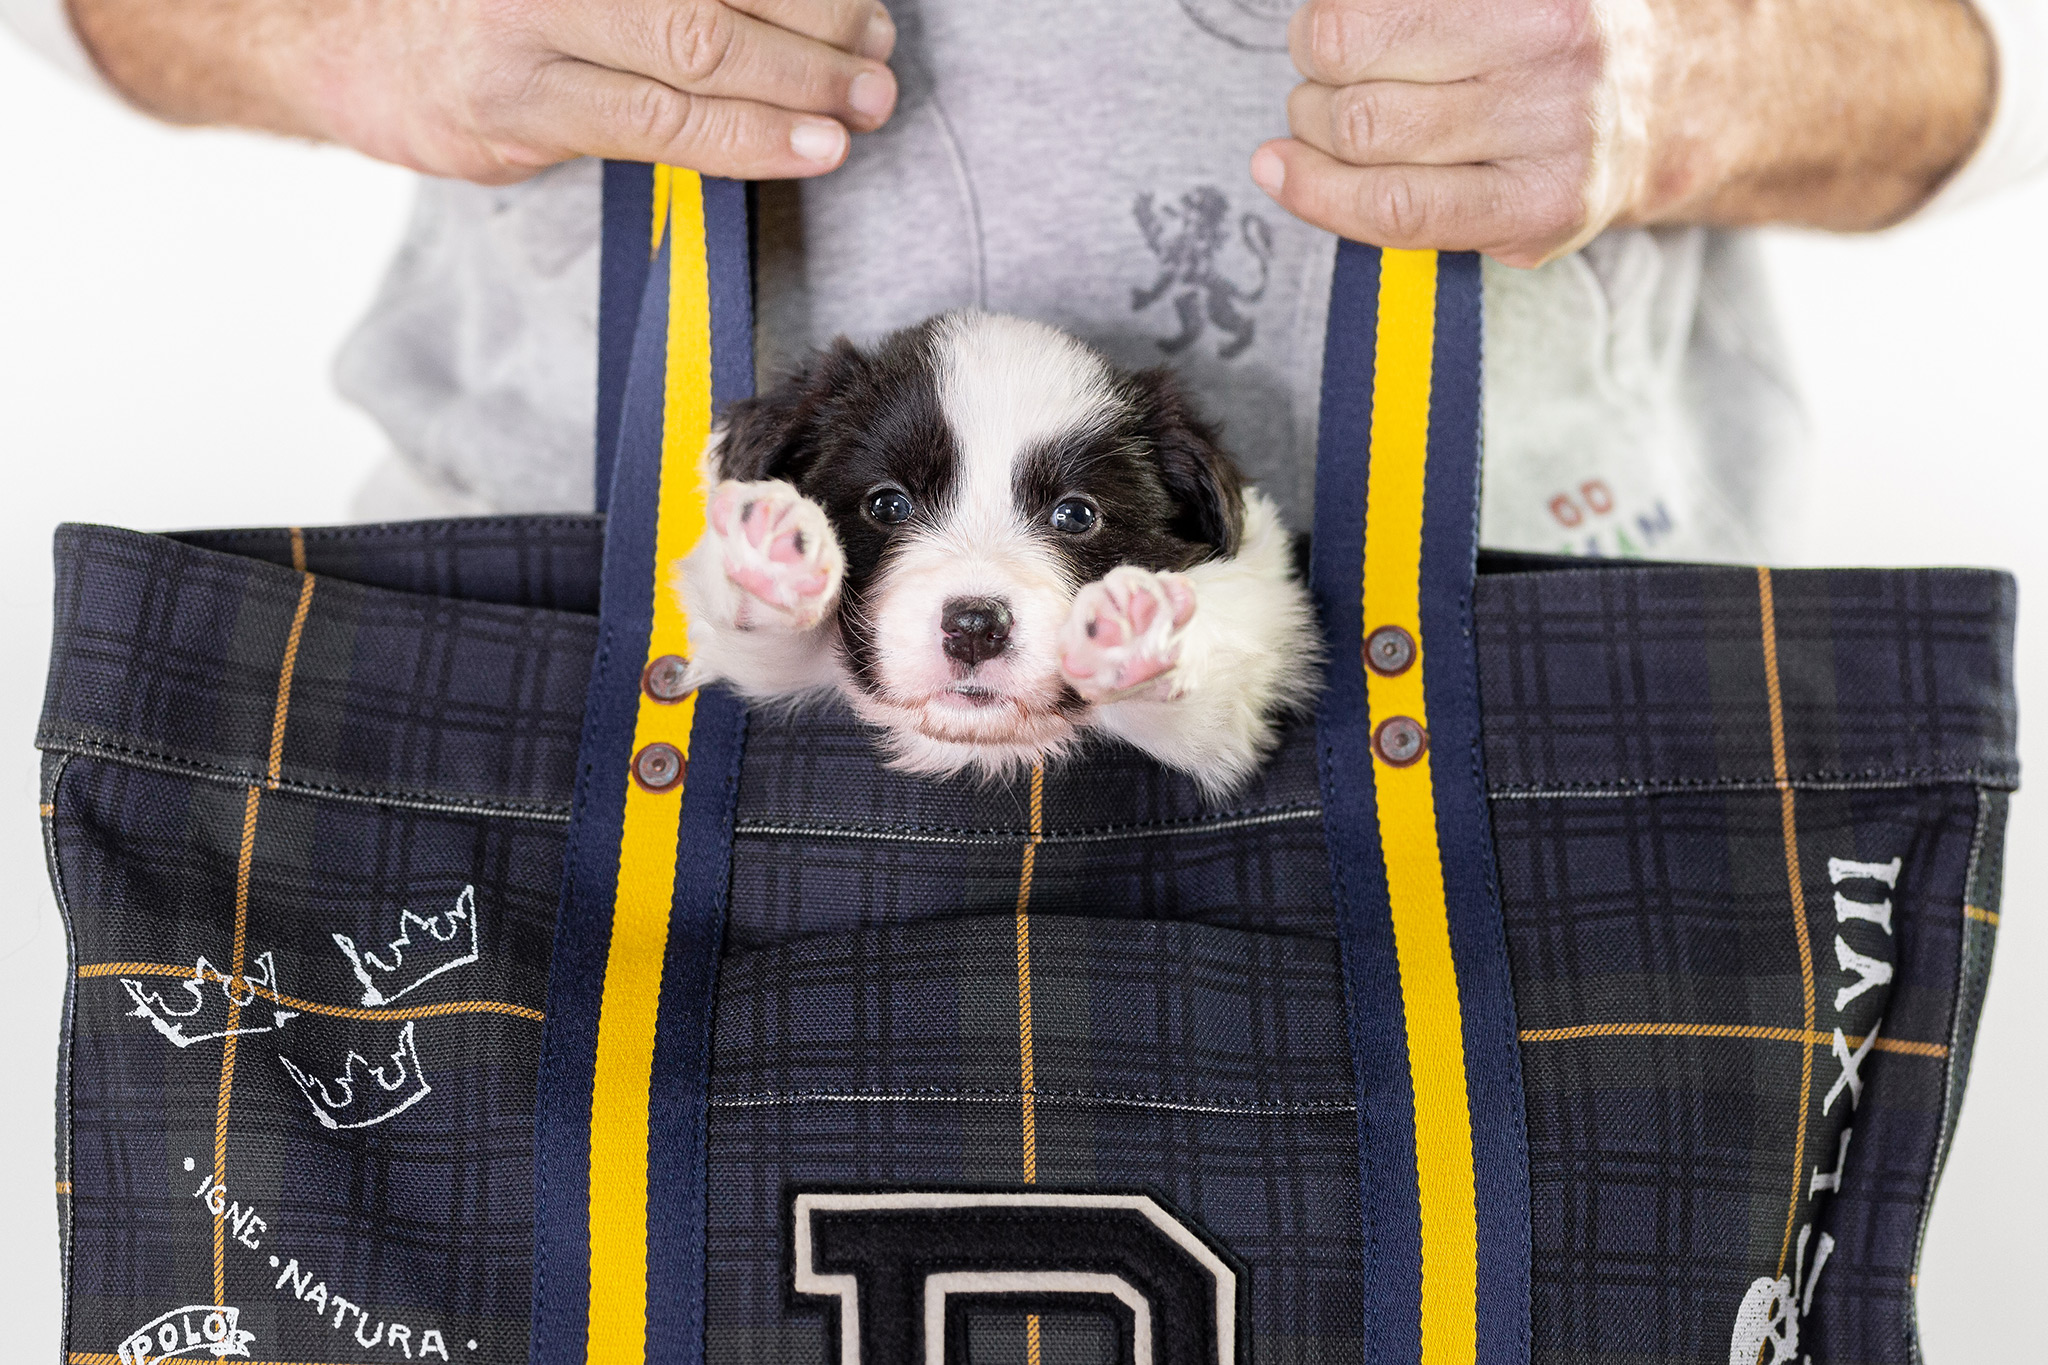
xmin=716 ymin=322 xmax=960 ymax=691
xmin=1015 ymin=365 xmax=1245 ymax=587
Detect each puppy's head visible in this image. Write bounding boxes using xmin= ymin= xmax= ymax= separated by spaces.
xmin=715 ymin=311 xmax=1244 ymax=771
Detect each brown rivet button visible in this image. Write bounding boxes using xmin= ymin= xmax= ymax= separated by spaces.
xmin=1373 ymin=716 xmax=1428 ymax=767
xmin=632 ymin=742 xmax=685 ymax=792
xmin=1364 ymin=625 xmax=1416 ymax=676
xmin=642 ymin=653 xmax=693 ymax=703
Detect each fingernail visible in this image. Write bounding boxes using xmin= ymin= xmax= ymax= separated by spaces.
xmin=1250 ymin=147 xmax=1285 ymax=196
xmin=858 ymin=6 xmax=896 ymax=60
xmin=848 ymin=69 xmax=895 ymax=122
xmin=790 ymin=119 xmax=848 ymax=165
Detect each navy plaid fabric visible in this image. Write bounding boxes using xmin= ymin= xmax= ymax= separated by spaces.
xmin=39 ymin=518 xmax=2013 ymax=1364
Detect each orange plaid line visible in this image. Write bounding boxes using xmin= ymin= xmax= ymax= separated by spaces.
xmin=1518 ymin=1021 xmax=1945 ymax=1058
xmin=76 ymin=961 xmax=543 ymax=1023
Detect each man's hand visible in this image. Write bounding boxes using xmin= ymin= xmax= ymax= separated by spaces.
xmin=69 ymin=0 xmax=901 ymax=183
xmin=1252 ymin=0 xmax=1996 ymax=267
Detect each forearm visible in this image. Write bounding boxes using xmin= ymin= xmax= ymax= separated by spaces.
xmin=1633 ymin=0 xmax=1996 ymax=230
xmin=67 ymin=0 xmax=328 ymax=137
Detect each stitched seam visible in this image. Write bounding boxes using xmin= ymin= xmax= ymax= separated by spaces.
xmin=43 ymin=733 xmax=2006 ymax=825
xmin=1476 ymin=563 xmax=2012 ymax=585
xmin=42 ymin=754 xmax=76 ymax=1362
xmin=179 ymin=516 xmax=603 ymax=544
xmin=1316 ymin=718 xmax=1382 ymax=1354
xmin=532 ymin=613 xmax=614 ymax=1349
xmin=735 ymin=805 xmax=1321 ymax=844
xmin=34 ymin=737 xmax=573 ymax=821
xmin=1905 ymin=785 xmax=2002 ymax=1363
xmin=1456 ymin=393 xmax=1535 ymax=1365
xmin=1487 ymin=768 xmax=2018 ymax=797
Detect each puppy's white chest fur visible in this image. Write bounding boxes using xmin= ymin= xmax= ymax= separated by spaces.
xmin=673 ymin=311 xmax=1319 ymax=795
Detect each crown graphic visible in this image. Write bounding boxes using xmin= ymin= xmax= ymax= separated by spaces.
xmin=277 ymin=1019 xmax=431 ymax=1131
xmin=120 ymin=953 xmax=299 ymax=1049
xmin=330 ymin=885 xmax=479 ymax=1007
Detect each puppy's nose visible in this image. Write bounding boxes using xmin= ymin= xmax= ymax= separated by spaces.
xmin=941 ymin=597 xmax=1013 ymax=666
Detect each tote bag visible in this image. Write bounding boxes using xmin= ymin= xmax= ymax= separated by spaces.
xmin=38 ymin=166 xmax=2013 ymax=1365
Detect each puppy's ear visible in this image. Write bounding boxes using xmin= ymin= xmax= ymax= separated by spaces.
xmin=1129 ymin=367 xmax=1245 ymax=558
xmin=714 ymin=337 xmax=870 ymax=483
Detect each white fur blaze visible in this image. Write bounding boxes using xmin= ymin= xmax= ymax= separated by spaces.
xmin=1059 ymin=567 xmax=1198 ymax=704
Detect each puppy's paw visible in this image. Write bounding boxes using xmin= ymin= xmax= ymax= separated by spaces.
xmin=708 ymin=480 xmax=843 ymax=631
xmin=1059 ymin=567 xmax=1197 ymax=704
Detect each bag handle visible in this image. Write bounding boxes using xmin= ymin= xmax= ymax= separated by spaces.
xmin=1311 ymin=243 xmax=1532 ymax=1365
xmin=535 ymin=169 xmax=1534 ymax=1365
xmin=530 ymin=164 xmax=753 ymax=1365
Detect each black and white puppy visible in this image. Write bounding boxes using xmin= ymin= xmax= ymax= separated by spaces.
xmin=675 ymin=311 xmax=1318 ymax=794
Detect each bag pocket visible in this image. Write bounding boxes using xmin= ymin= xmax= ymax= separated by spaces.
xmin=704 ymin=913 xmax=1364 ymax=1365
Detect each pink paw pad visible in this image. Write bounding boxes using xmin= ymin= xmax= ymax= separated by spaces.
xmin=1059 ymin=568 xmax=1197 ymax=703
xmin=709 ymin=480 xmax=842 ymax=627
xmin=738 ymin=499 xmax=810 ymax=563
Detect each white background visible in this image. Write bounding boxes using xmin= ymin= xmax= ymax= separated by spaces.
xmin=2 ymin=28 xmax=2042 ymax=1362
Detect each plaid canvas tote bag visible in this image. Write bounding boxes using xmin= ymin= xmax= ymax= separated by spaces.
xmin=37 ymin=165 xmax=2015 ymax=1365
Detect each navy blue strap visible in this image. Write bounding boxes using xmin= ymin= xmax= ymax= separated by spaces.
xmin=530 ymin=169 xmax=752 ymax=1365
xmin=1311 ymin=243 xmax=1532 ymax=1365
xmin=594 ymin=162 xmax=654 ymax=512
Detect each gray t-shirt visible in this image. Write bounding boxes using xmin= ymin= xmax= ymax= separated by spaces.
xmin=337 ymin=0 xmax=1805 ymax=561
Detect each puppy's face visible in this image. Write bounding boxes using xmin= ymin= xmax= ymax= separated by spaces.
xmin=716 ymin=312 xmax=1243 ymax=763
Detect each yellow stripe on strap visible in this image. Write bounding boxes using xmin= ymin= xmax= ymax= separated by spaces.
xmin=1364 ymin=248 xmax=1479 ymax=1365
xmin=587 ymin=165 xmax=716 ymax=1365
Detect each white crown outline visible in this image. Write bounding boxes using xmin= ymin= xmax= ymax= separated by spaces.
xmin=277 ymin=1018 xmax=431 ymax=1131
xmin=119 ymin=952 xmax=299 ymax=1049
xmin=329 ymin=884 xmax=479 ymax=1007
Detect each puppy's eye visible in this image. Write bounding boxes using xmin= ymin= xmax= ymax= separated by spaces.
xmin=866 ymin=488 xmax=913 ymax=525
xmin=1050 ymin=498 xmax=1098 ymax=534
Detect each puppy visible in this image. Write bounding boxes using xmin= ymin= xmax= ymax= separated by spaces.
xmin=674 ymin=311 xmax=1319 ymax=795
